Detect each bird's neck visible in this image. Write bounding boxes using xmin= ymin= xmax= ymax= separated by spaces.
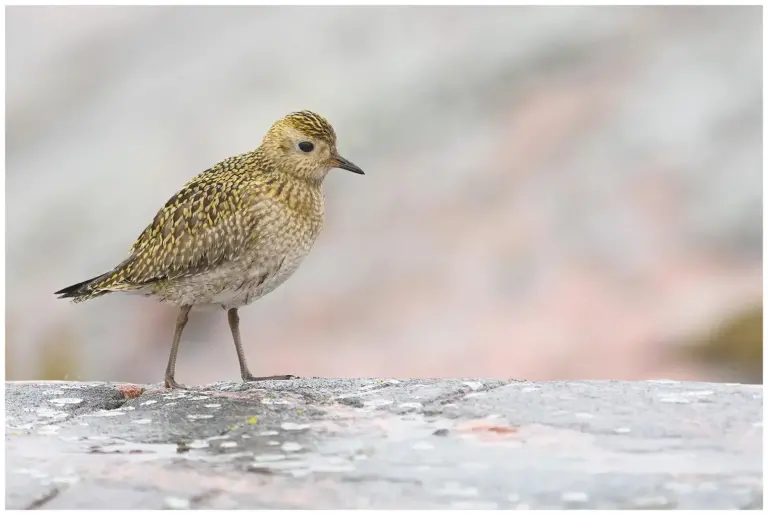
xmin=261 ymin=169 xmax=324 ymax=221
xmin=248 ymin=149 xmax=323 ymax=210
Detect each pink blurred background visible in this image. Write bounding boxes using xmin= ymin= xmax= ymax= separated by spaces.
xmin=6 ymin=6 xmax=762 ymax=384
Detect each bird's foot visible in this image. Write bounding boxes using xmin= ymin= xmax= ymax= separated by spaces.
xmin=164 ymin=376 xmax=189 ymax=389
xmin=242 ymin=374 xmax=298 ymax=382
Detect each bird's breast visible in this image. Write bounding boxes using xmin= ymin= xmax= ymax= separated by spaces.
xmin=217 ymin=191 xmax=323 ymax=307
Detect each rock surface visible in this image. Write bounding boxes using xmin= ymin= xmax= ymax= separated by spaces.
xmin=5 ymin=379 xmax=763 ymax=509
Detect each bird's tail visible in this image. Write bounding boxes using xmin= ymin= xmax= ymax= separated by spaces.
xmin=54 ymin=269 xmax=128 ymax=302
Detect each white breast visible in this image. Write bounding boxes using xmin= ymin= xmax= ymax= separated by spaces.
xmin=207 ymin=249 xmax=306 ymax=309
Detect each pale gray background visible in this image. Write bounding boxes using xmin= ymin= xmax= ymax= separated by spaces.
xmin=6 ymin=6 xmax=762 ymax=383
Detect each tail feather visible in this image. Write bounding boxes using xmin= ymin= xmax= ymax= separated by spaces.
xmin=55 ymin=272 xmax=115 ymax=302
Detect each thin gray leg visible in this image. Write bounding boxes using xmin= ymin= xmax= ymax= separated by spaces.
xmin=227 ymin=308 xmax=295 ymax=382
xmin=164 ymin=305 xmax=192 ymax=389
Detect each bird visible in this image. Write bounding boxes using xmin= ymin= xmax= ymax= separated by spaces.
xmin=55 ymin=110 xmax=364 ymax=389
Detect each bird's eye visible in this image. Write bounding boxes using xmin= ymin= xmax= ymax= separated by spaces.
xmin=298 ymin=141 xmax=314 ymax=153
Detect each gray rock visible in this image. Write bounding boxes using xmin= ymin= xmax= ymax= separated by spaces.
xmin=5 ymin=379 xmax=762 ymax=509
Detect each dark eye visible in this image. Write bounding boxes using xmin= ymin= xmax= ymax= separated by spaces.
xmin=298 ymin=141 xmax=314 ymax=153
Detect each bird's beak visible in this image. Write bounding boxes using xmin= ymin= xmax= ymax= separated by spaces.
xmin=333 ymin=154 xmax=365 ymax=175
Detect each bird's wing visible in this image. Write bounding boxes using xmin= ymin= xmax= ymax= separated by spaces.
xmin=117 ymin=171 xmax=256 ymax=286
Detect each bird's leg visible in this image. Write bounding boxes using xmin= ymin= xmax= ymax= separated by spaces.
xmin=227 ymin=308 xmax=296 ymax=382
xmin=164 ymin=305 xmax=192 ymax=389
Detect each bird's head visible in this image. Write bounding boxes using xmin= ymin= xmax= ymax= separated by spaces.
xmin=261 ymin=110 xmax=364 ymax=182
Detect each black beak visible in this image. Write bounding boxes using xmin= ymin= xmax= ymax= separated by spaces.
xmin=334 ymin=155 xmax=365 ymax=175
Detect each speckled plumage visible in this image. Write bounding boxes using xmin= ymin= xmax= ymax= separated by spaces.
xmin=55 ymin=110 xmax=364 ymax=388
xmin=62 ymin=151 xmax=325 ymax=309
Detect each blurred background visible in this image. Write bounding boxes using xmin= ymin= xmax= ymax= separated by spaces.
xmin=6 ymin=6 xmax=762 ymax=385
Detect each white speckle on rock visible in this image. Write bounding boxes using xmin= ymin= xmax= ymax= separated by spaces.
xmin=683 ymin=390 xmax=715 ymax=397
xmin=188 ymin=440 xmax=210 ymax=449
xmin=53 ymin=475 xmax=80 ymax=486
xmin=412 ymin=441 xmax=434 ymax=451
xmin=462 ymin=381 xmax=484 ymax=391
xmin=204 ymin=404 xmax=221 ymax=408
xmin=241 ymin=434 xmax=251 ymax=439
xmin=140 ymin=400 xmax=158 ymax=406
xmin=84 ymin=410 xmax=125 ymax=418
xmin=186 ymin=414 xmax=214 ymax=420
xmin=261 ymin=398 xmax=291 ymax=405
xmin=464 ymin=392 xmax=486 ymax=398
xmin=398 ymin=402 xmax=423 ymax=409
xmin=120 ymin=406 xmax=136 ymax=411
xmin=188 ymin=396 xmax=209 ymax=401
xmin=281 ymin=442 xmax=302 ymax=452
xmin=267 ymin=440 xmax=280 ymax=446
xmin=15 ymin=468 xmax=49 ymax=479
xmin=281 ymin=422 xmax=310 ymax=431
xmin=521 ymin=387 xmax=539 ymax=393
xmin=614 ymin=427 xmax=632 ymax=434
xmin=253 ymin=454 xmax=287 ymax=462
xmin=385 ymin=379 xmax=401 ymax=385
xmin=258 ymin=430 xmax=279 ymax=436
xmin=220 ymin=441 xmax=238 ymax=448
xmin=164 ymin=496 xmax=190 ymax=510
xmin=659 ymin=397 xmax=691 ymax=404
xmin=562 ymin=491 xmax=589 ymax=502
xmin=42 ymin=390 xmax=64 ymax=396
xmin=78 ymin=422 xmax=89 ymax=427
xmin=132 ymin=418 xmax=152 ymax=425
xmin=36 ymin=407 xmax=69 ymax=419
xmin=437 ymin=481 xmax=479 ymax=497
xmin=363 ymin=399 xmax=394 ymax=407
xmin=308 ymin=463 xmax=355 ymax=473
xmin=574 ymin=413 xmax=594 ymax=419
xmin=37 ymin=425 xmax=60 ymax=435
xmin=61 ymin=384 xmax=89 ymax=390
xmin=164 ymin=402 xmax=178 ymax=407
xmin=648 ymin=379 xmax=680 ymax=384
xmin=206 ymin=435 xmax=231 ymax=441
